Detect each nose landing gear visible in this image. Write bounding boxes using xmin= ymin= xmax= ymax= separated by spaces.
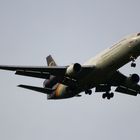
xmin=131 ymin=62 xmax=136 ymax=68
xmin=130 ymin=56 xmax=136 ymax=68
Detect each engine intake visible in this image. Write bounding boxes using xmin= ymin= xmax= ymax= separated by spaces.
xmin=66 ymin=63 xmax=82 ymax=77
xmin=129 ymin=74 xmax=140 ymax=84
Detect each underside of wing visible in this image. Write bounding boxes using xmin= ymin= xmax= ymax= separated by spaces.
xmin=115 ymin=86 xmax=138 ymax=96
xmin=109 ymin=71 xmax=140 ymax=96
xmin=0 ymin=65 xmax=94 ymax=87
xmin=15 ymin=70 xmax=50 ymax=79
xmin=0 ymin=65 xmax=66 ymax=76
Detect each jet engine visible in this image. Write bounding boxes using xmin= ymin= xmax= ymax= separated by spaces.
xmin=43 ymin=76 xmax=59 ymax=88
xmin=66 ymin=63 xmax=82 ymax=77
xmin=129 ymin=74 xmax=140 ymax=84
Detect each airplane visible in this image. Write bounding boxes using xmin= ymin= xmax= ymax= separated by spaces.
xmin=0 ymin=33 xmax=140 ymax=100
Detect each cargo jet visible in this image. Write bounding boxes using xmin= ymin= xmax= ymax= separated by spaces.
xmin=0 ymin=33 xmax=140 ymax=100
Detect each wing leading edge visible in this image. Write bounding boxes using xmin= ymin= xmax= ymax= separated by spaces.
xmin=0 ymin=65 xmax=94 ymax=85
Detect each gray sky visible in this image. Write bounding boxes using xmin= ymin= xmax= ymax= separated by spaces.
xmin=0 ymin=0 xmax=140 ymax=140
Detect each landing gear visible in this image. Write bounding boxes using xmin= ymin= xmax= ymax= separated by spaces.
xmin=130 ymin=56 xmax=136 ymax=68
xmin=102 ymin=92 xmax=114 ymax=100
xmin=131 ymin=62 xmax=136 ymax=68
xmin=85 ymin=89 xmax=92 ymax=95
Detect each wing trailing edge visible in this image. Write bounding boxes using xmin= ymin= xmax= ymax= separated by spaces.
xmin=115 ymin=86 xmax=138 ymax=96
xmin=15 ymin=70 xmax=50 ymax=79
xmin=0 ymin=65 xmax=67 ymax=76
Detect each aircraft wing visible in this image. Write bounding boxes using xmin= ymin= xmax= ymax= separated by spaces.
xmin=0 ymin=65 xmax=93 ymax=86
xmin=0 ymin=65 xmax=67 ymax=84
xmin=0 ymin=65 xmax=66 ymax=76
xmin=109 ymin=71 xmax=140 ymax=96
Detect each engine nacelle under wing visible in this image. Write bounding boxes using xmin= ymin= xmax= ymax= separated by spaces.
xmin=66 ymin=63 xmax=82 ymax=78
xmin=127 ymin=74 xmax=140 ymax=84
xmin=123 ymin=74 xmax=140 ymax=89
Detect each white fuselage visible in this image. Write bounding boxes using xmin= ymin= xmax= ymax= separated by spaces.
xmin=51 ymin=33 xmax=140 ymax=99
xmin=80 ymin=34 xmax=140 ymax=89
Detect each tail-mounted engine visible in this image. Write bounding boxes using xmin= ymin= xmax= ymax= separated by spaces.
xmin=43 ymin=76 xmax=59 ymax=88
xmin=66 ymin=63 xmax=82 ymax=78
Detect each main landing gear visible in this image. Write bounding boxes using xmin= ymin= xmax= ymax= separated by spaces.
xmin=85 ymin=89 xmax=92 ymax=95
xmin=130 ymin=56 xmax=136 ymax=68
xmin=102 ymin=92 xmax=114 ymax=100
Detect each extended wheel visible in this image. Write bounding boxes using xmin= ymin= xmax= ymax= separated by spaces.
xmin=107 ymin=95 xmax=111 ymax=100
xmin=110 ymin=92 xmax=114 ymax=98
xmin=131 ymin=63 xmax=136 ymax=67
xmin=102 ymin=92 xmax=114 ymax=100
xmin=85 ymin=90 xmax=92 ymax=95
xmin=88 ymin=90 xmax=92 ymax=95
xmin=102 ymin=93 xmax=107 ymax=99
xmin=85 ymin=90 xmax=89 ymax=94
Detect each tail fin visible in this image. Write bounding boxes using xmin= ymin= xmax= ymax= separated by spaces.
xmin=46 ymin=55 xmax=57 ymax=66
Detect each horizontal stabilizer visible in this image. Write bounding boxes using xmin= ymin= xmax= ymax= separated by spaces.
xmin=18 ymin=84 xmax=54 ymax=94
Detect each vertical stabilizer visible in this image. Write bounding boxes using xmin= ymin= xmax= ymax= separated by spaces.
xmin=46 ymin=55 xmax=57 ymax=66
xmin=45 ymin=55 xmax=57 ymax=100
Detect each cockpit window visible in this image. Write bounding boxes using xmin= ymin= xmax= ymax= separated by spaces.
xmin=137 ymin=33 xmax=140 ymax=36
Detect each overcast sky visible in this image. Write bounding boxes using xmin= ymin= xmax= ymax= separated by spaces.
xmin=0 ymin=0 xmax=140 ymax=140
